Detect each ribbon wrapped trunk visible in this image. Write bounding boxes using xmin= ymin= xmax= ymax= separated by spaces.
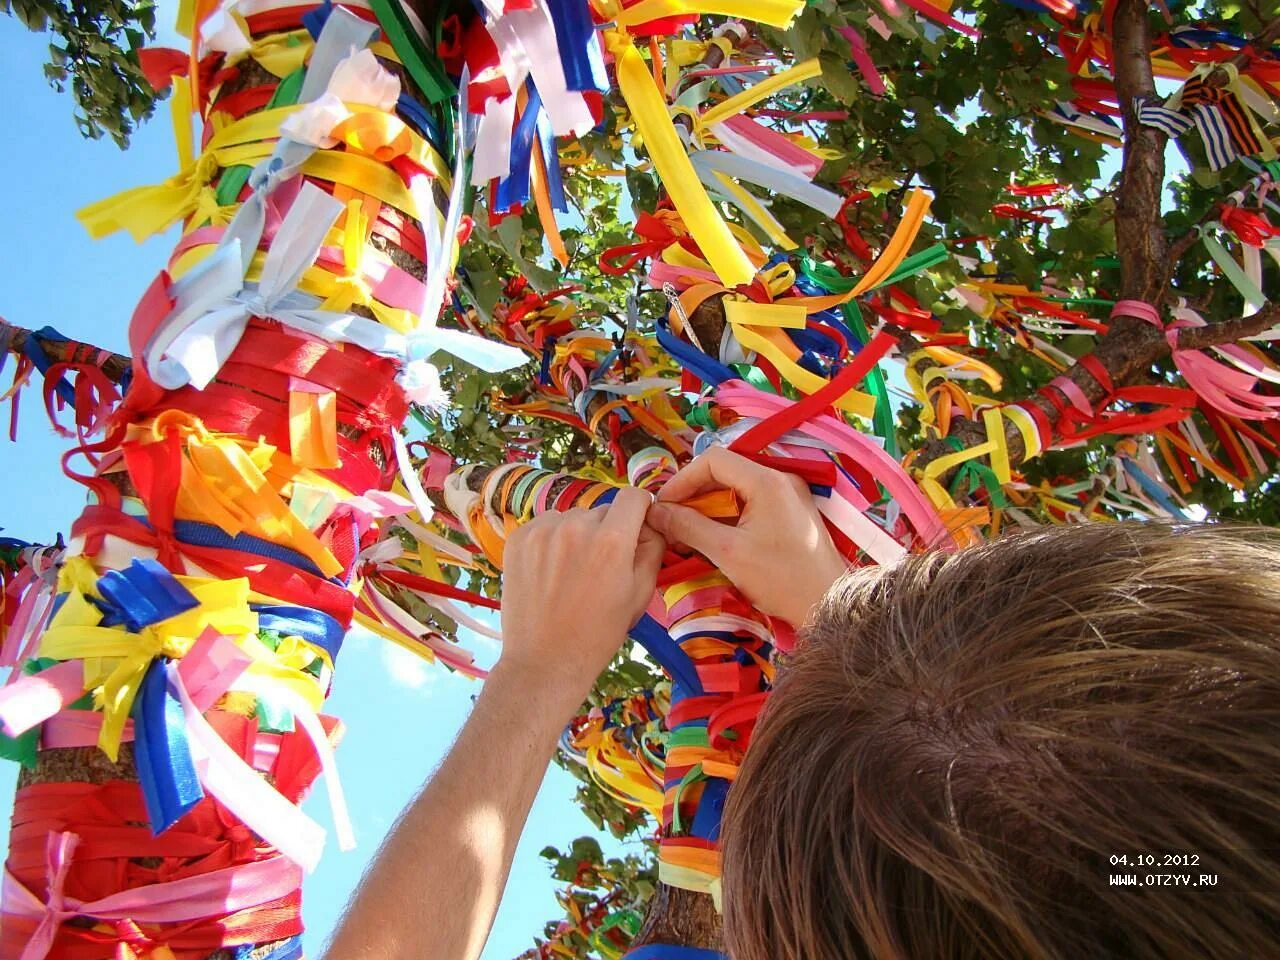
xmin=0 ymin=1 xmax=468 ymax=955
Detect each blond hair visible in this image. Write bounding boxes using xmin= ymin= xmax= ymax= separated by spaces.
xmin=722 ymin=522 xmax=1280 ymax=960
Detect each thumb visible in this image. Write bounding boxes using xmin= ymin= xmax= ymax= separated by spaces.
xmin=648 ymin=502 xmax=735 ymax=567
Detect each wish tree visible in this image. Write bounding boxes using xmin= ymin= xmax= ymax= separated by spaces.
xmin=0 ymin=0 xmax=1277 ymax=957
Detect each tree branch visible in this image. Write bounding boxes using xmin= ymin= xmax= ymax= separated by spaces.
xmin=916 ymin=0 xmax=1176 ymax=478
xmin=1232 ymin=16 xmax=1280 ymax=69
xmin=1176 ymin=303 xmax=1280 ymax=350
xmin=0 ymin=318 xmax=130 ymax=383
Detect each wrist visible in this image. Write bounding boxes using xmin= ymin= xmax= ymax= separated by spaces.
xmin=488 ymin=643 xmax=601 ymax=710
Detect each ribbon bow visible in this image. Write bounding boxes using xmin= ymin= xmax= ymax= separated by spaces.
xmin=3 ymin=833 xmax=304 ymax=960
xmin=11 ymin=831 xmax=79 ymax=960
xmin=39 ymin=567 xmax=257 ymax=761
xmin=140 ymin=183 xmax=346 ymax=391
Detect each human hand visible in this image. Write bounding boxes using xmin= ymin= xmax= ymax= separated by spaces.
xmin=647 ymin=446 xmax=846 ymax=626
xmin=498 ymin=487 xmax=665 ymax=701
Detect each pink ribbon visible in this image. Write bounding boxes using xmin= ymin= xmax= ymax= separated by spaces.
xmin=1168 ymin=326 xmax=1280 ymax=419
xmin=1049 ymin=375 xmax=1095 ymax=416
xmin=3 ymin=831 xmax=302 ymax=960
xmin=0 ymin=628 xmax=251 ymax=740
xmin=0 ymin=661 xmax=84 ymax=738
xmin=1 ymin=570 xmax=54 ymax=671
xmin=646 ymin=260 xmax=722 ymax=289
xmin=837 ymin=27 xmax=887 ymax=97
xmin=715 ymin=114 xmax=825 ymax=180
xmin=166 ymin=661 xmax=330 ymax=871
xmin=1145 ymin=302 xmax=1280 ymax=421
xmin=765 ymin=441 xmax=908 ymax=565
xmin=1111 ymin=299 xmax=1161 ymax=326
xmin=716 ymin=385 xmax=953 ymax=550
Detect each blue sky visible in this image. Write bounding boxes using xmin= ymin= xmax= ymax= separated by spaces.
xmin=0 ymin=10 xmax=622 ymax=958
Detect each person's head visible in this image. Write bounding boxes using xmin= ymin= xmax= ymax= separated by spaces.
xmin=721 ymin=522 xmax=1280 ymax=960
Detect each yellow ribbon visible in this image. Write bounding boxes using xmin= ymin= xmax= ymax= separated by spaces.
xmin=699 ymin=58 xmax=822 ymax=128
xmin=144 ymin=413 xmax=344 ymax=579
xmin=77 ymin=106 xmax=302 ymax=241
xmin=225 ymin=29 xmax=313 ymax=79
xmin=608 ymin=30 xmax=755 ymax=287
xmin=615 ymin=0 xmax=803 ymax=30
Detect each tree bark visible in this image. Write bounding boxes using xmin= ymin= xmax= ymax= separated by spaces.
xmin=0 ymin=319 xmax=131 ymax=383
xmin=1175 ymin=304 xmax=1279 ymax=350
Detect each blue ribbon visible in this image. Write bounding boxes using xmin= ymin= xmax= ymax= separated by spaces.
xmin=545 ymin=0 xmax=608 ymax=93
xmin=132 ymin=659 xmax=204 ymax=834
xmin=592 ymin=486 xmax=619 ymax=507
xmin=21 ymin=325 xmax=75 ymax=405
xmin=95 ymin=558 xmax=199 ymax=633
xmin=396 ymin=92 xmax=446 ymax=153
xmin=300 ymin=0 xmax=332 ymax=37
xmin=689 ymin=775 xmax=728 ymax=841
xmin=171 ymin=519 xmax=337 ymax=581
xmin=535 ymin=93 xmax=568 ymax=213
xmin=588 ymin=347 xmax=622 ymax=384
xmin=625 ymin=947 xmax=727 ymax=960
xmin=495 ymin=79 xmax=543 ymax=213
xmin=253 ymin=604 xmax=345 ymax=662
xmin=788 ymin=324 xmax=842 ymax=358
xmin=538 ymin=337 xmax=557 ymax=386
xmin=630 ymin=613 xmax=703 ymax=697
xmin=656 ymin=318 xmax=738 ymax=387
xmin=302 ymin=3 xmax=445 ymax=152
xmin=236 ymin=937 xmax=303 ymax=960
xmin=1122 ymin=461 xmax=1189 ymax=520
xmin=816 ymin=305 xmax=857 ymax=345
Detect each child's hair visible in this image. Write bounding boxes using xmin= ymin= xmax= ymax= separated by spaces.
xmin=721 ymin=522 xmax=1280 ymax=960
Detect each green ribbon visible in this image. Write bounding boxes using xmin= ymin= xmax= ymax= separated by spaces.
xmin=843 ymin=302 xmax=898 ymax=459
xmin=799 ymin=255 xmax=855 ymax=293
xmin=368 ymin=0 xmax=455 ymax=107
xmin=684 ymin=403 xmax=715 ymax=430
xmin=942 ymin=439 xmax=1010 ymax=508
xmin=1203 ymin=228 xmax=1266 ymax=311
xmin=731 ymin=362 xmax=777 ymax=394
xmin=213 ymin=67 xmax=305 ymax=209
xmin=1045 ymin=297 xmax=1116 ymax=307
xmin=875 ymin=242 xmax=950 ymax=290
xmin=669 ymin=763 xmax=705 ymax=834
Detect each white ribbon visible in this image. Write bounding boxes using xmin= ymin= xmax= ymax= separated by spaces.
xmin=279 ymin=49 xmax=402 ymax=148
xmin=689 ymin=150 xmax=842 ymax=218
xmin=167 ymin=661 xmax=327 ymax=871
xmin=710 ymin=118 xmax=810 ymax=179
xmin=393 ymin=431 xmax=438 ymax=524
xmin=221 ymin=667 xmax=356 ymax=853
xmin=148 ymin=183 xmax=345 ymax=389
xmin=199 ymin=8 xmax=252 ymax=56
xmin=472 ymin=93 xmax=519 ymax=185
xmin=220 ymin=7 xmax=380 ymax=273
xmin=486 ymin=0 xmax=596 ymax=137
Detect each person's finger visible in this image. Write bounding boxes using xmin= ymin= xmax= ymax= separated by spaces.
xmin=599 ymin=486 xmax=653 ymax=548
xmin=647 ymin=502 xmax=737 ymax=565
xmin=658 ymin=447 xmax=772 ymax=505
xmin=634 ymin=524 xmax=666 ymax=582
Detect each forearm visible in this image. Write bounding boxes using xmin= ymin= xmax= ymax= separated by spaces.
xmin=324 ymin=659 xmax=581 ymax=960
